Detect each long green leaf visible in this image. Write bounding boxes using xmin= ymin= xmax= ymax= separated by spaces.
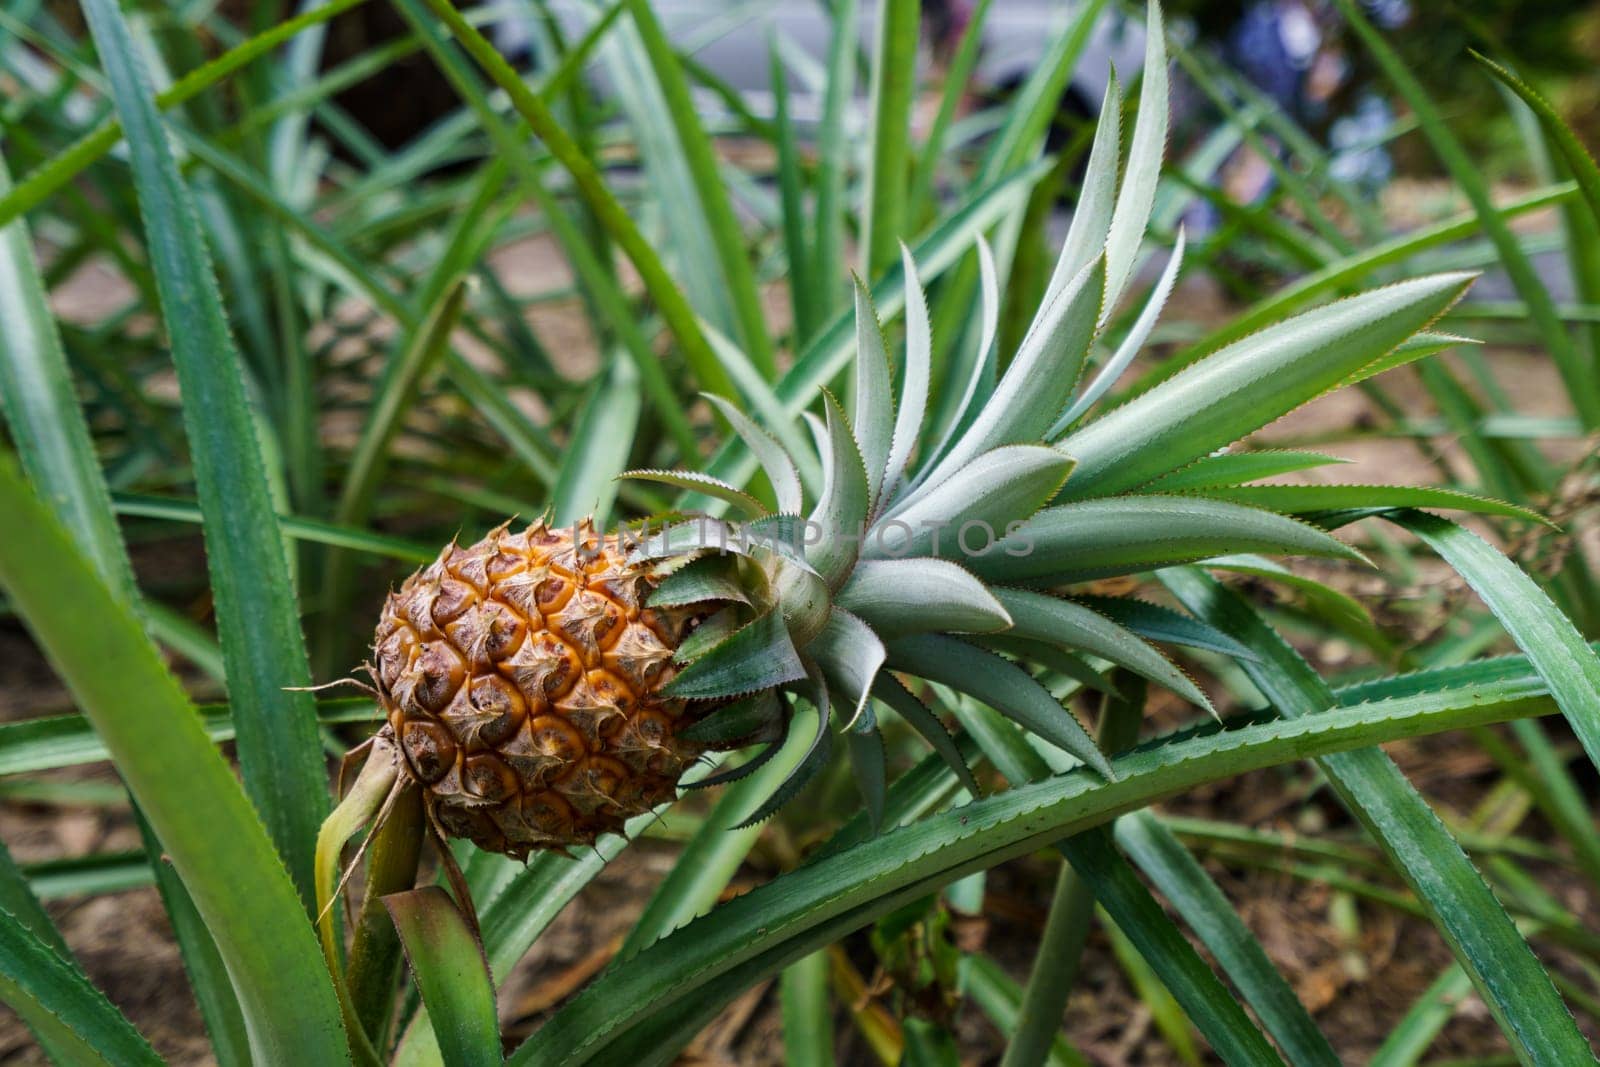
xmin=859 ymin=0 xmax=920 ymax=276
xmin=80 ymin=0 xmax=327 ymax=898
xmin=387 ymin=887 xmax=502 ymax=1067
xmin=0 ymin=454 xmax=350 ymax=1063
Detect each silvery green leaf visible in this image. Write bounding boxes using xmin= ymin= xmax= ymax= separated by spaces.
xmin=734 ymin=675 xmax=832 ymax=828
xmin=808 ymin=607 xmax=886 ymax=730
xmin=845 ymin=725 xmax=887 ymax=834
xmin=871 ymin=675 xmax=981 ymax=797
xmin=703 ymin=394 xmax=804 ymax=515
xmin=650 ymin=556 xmax=752 ymax=609
xmin=1141 ymin=449 xmax=1349 ymax=493
xmin=886 ymin=634 xmax=1113 ymax=777
xmin=883 ymin=244 xmax=931 ymax=497
xmin=993 ymin=587 xmax=1213 ymax=714
xmin=1101 ymin=1 xmax=1168 ymax=317
xmin=980 ymin=634 xmax=1124 ymax=698
xmin=702 ymin=320 xmax=821 ymax=493
xmin=837 ymin=558 xmax=1011 ymax=636
xmin=874 ymin=446 xmax=1075 ymax=561
xmin=681 ymin=690 xmax=786 ymax=747
xmin=1072 ymin=595 xmax=1260 ymax=662
xmin=1057 ymin=273 xmax=1475 ymax=499
xmin=911 ymin=237 xmax=1002 ymax=488
xmin=632 ymin=514 xmax=813 ymax=571
xmin=1052 ymin=228 xmax=1185 ymax=436
xmin=622 ymin=469 xmax=766 ymax=517
xmin=666 ymin=610 xmax=808 ymax=699
xmin=904 ymin=257 xmax=1103 ymax=505
xmin=851 ymin=277 xmax=894 ymax=509
xmin=806 ymin=392 xmax=871 ymax=587
xmin=972 ymin=496 xmax=1363 ymax=585
xmin=1032 ymin=74 xmax=1119 ymax=336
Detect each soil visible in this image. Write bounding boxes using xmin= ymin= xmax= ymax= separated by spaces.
xmin=3 ymin=226 xmax=1599 ymax=1065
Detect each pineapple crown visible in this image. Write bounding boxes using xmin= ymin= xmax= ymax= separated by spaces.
xmin=612 ymin=3 xmax=1498 ymax=830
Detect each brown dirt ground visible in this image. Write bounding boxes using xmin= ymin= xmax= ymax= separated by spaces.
xmin=3 ymin=235 xmax=1599 ymax=1065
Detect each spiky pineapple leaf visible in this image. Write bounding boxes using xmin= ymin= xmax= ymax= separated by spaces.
xmin=981 ymin=635 xmax=1124 ymax=698
xmin=845 ymin=726 xmax=888 ymax=834
xmin=1034 ymin=76 xmax=1119 ymax=330
xmin=1200 ymin=554 xmax=1384 ymax=651
xmin=1142 ymin=450 xmax=1349 ymax=493
xmin=622 ymin=470 xmax=767 ymax=518
xmin=1472 ymin=52 xmax=1600 ymax=223
xmin=668 ymin=611 xmax=807 ymax=699
xmin=851 ymin=278 xmax=895 ymax=509
xmin=703 ymin=394 xmax=804 ymax=515
xmin=880 ymin=446 xmax=1076 ymax=561
xmin=919 ymin=238 xmax=1002 ymax=477
xmin=973 ymin=496 xmax=1361 ymax=585
xmin=1101 ymin=0 xmax=1169 ymax=316
xmin=810 ymin=608 xmax=887 ymax=730
xmin=1053 ymin=229 xmax=1186 ymax=435
xmin=1072 ymin=596 xmax=1259 ymax=662
xmin=650 ymin=557 xmax=752 ymax=609
xmin=886 ymin=635 xmax=1113 ymax=777
xmin=681 ymin=691 xmax=787 ymax=748
xmin=1194 ymin=484 xmax=1548 ymax=526
xmin=913 ymin=259 xmax=1104 ymax=497
xmin=734 ymin=682 xmax=833 ymax=829
xmin=837 ymin=558 xmax=1012 ymax=636
xmin=871 ymin=676 xmax=981 ymax=799
xmin=385 ymin=887 xmax=500 ymax=1067
xmin=1057 ymin=273 xmax=1475 ymax=499
xmin=994 ymin=589 xmax=1213 ymax=714
xmin=807 ymin=393 xmax=872 ymax=587
xmin=884 ymin=246 xmax=932 ymax=497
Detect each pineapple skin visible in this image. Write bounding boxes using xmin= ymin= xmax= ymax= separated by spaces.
xmin=371 ymin=520 xmax=702 ymax=857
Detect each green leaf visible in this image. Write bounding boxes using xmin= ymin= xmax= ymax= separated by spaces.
xmin=703 ymin=395 xmax=803 ymax=515
xmin=1057 ymin=273 xmax=1474 ymax=499
xmin=885 ymin=246 xmax=932 ymax=498
xmin=0 ymin=455 xmax=349 ymax=1063
xmin=851 ymin=277 xmax=895 ymax=508
xmin=550 ymin=355 xmax=642 ymax=527
xmin=510 ymin=658 xmax=1558 ymax=1066
xmin=859 ymin=0 xmax=920 ymax=276
xmin=837 ymin=559 xmax=1012 ymax=637
xmin=878 ymin=446 xmax=1075 ymax=562
xmin=1070 ymin=596 xmax=1258 ymax=661
xmin=80 ymin=0 xmax=327 ymax=899
xmin=386 ymin=887 xmax=502 ymax=1067
xmin=1141 ymin=450 xmax=1349 ymax=493
xmin=649 ymin=557 xmax=751 ymax=610
xmin=115 ymin=493 xmax=435 ymax=564
xmin=781 ymin=953 xmax=836 ymax=1067
xmin=807 ymin=393 xmax=872 ymax=587
xmin=1115 ymin=812 xmax=1340 ymax=1066
xmin=887 ymin=635 xmax=1112 ymax=777
xmin=872 ymin=676 xmax=981 ymax=800
xmin=1036 ymin=75 xmax=1118 ymax=326
xmin=0 ymin=910 xmax=161 ymax=1067
xmin=1473 ymin=53 xmax=1600 ymax=226
xmin=1196 ymin=483 xmax=1547 ymax=526
xmin=679 ymin=691 xmax=784 ymax=748
xmin=667 ymin=611 xmax=807 ymax=699
xmin=993 ymin=589 xmax=1213 ymax=713
xmin=1389 ymin=510 xmax=1600 ymax=778
xmin=734 ymin=684 xmax=833 ymax=829
xmin=1101 ymin=0 xmax=1168 ymax=313
xmin=810 ymin=608 xmax=887 ymax=729
xmin=973 ymin=496 xmax=1361 ymax=585
xmin=621 ymin=469 xmax=765 ymax=518
xmin=1163 ymin=567 xmax=1597 ymax=1066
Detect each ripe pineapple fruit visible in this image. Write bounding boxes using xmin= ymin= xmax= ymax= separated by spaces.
xmin=324 ymin=2 xmax=1516 ymax=894
xmin=370 ymin=521 xmax=702 ymax=856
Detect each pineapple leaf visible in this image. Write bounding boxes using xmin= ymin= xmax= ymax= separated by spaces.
xmin=837 ymin=559 xmax=1012 ymax=636
xmin=845 ymin=726 xmax=888 ymax=834
xmin=911 ymin=258 xmax=1103 ymax=500
xmin=686 ymin=737 xmax=787 ymax=791
xmin=384 ymin=888 xmax=499 ymax=1067
xmin=872 ymin=675 xmax=982 ymax=799
xmin=1142 ymin=450 xmax=1350 ymax=493
xmin=674 ymin=608 xmax=741 ymax=664
xmin=993 ymin=589 xmax=1214 ymax=714
xmin=1034 ymin=75 xmax=1119 ymax=332
xmin=1072 ymin=595 xmax=1260 ymax=662
xmin=886 ymin=635 xmax=1114 ymax=778
xmin=850 ymin=277 xmax=895 ymax=509
xmin=1193 ymin=484 xmax=1549 ymax=527
xmin=1201 ymin=554 xmax=1381 ymax=646
xmin=681 ymin=691 xmax=787 ymax=748
xmin=1101 ymin=0 xmax=1169 ymax=317
xmin=734 ymin=681 xmax=833 ymax=829
xmin=974 ymin=496 xmax=1364 ymax=585
xmin=807 ymin=392 xmax=872 ymax=588
xmin=809 ymin=608 xmax=887 ymax=731
xmin=667 ymin=611 xmax=808 ymax=699
xmin=701 ymin=325 xmax=822 ymax=496
xmin=883 ymin=245 xmax=932 ymax=498
xmin=650 ymin=557 xmax=752 ymax=610
xmin=1053 ymin=229 xmax=1186 ymax=435
xmin=621 ymin=470 xmax=767 ymax=518
xmin=917 ymin=237 xmax=1002 ymax=481
xmin=1057 ymin=273 xmax=1475 ymax=499
xmin=878 ymin=446 xmax=1076 ymax=561
xmin=702 ymin=394 xmax=805 ymax=515
xmin=980 ymin=634 xmax=1125 ymax=698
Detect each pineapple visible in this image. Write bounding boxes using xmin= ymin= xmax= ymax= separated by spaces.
xmin=324 ymin=1 xmax=1490 ymax=893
